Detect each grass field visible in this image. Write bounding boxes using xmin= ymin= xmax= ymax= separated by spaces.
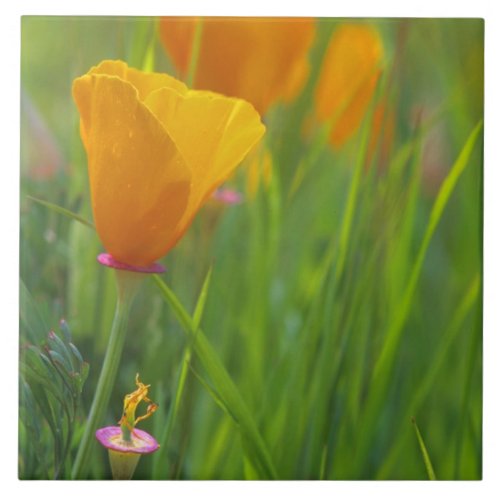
xmin=19 ymin=17 xmax=483 ymax=480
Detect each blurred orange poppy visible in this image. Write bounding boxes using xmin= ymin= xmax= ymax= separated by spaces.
xmin=314 ymin=24 xmax=384 ymax=148
xmin=159 ymin=17 xmax=316 ymax=115
xmin=72 ymin=60 xmax=265 ymax=267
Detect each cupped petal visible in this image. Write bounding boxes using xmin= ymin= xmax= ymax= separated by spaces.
xmin=87 ymin=59 xmax=188 ymax=101
xmin=73 ymin=74 xmax=191 ymax=266
xmin=144 ymin=87 xmax=265 ymax=238
xmin=315 ymin=24 xmax=384 ymax=147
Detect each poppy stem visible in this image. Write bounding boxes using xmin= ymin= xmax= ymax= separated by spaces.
xmin=71 ymin=269 xmax=144 ymax=479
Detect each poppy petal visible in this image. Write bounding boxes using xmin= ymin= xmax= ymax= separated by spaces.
xmin=144 ymin=87 xmax=265 ymax=236
xmin=315 ymin=24 xmax=383 ymax=147
xmin=87 ymin=59 xmax=188 ymax=100
xmin=73 ymin=74 xmax=191 ymax=266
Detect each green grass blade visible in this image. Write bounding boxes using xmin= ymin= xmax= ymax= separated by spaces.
xmin=287 ymin=66 xmax=382 ymax=200
xmin=152 ymin=267 xmax=213 ymax=479
xmin=319 ymin=444 xmax=328 ymax=480
xmin=141 ymin=26 xmax=156 ymax=72
xmin=453 ymin=276 xmax=482 ymax=478
xmin=189 ymin=365 xmax=234 ymax=419
xmin=411 ymin=417 xmax=437 ymax=480
xmin=186 ymin=18 xmax=203 ymax=87
xmin=153 ymin=275 xmax=278 ymax=479
xmin=373 ymin=120 xmax=483 ymax=383
xmin=193 ymin=266 xmax=213 ymax=330
xmin=355 ymin=120 xmax=483 ymax=476
xmin=27 ymin=195 xmax=95 ymax=229
xmin=376 ymin=274 xmax=481 ymax=478
xmin=334 ymin=101 xmax=373 ymax=283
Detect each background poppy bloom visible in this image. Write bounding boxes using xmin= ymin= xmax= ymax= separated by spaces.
xmin=314 ymin=24 xmax=384 ymax=148
xmin=159 ymin=17 xmax=316 ymax=115
xmin=72 ymin=60 xmax=265 ymax=267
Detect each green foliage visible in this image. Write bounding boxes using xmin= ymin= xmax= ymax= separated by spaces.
xmin=19 ymin=282 xmax=89 ymax=479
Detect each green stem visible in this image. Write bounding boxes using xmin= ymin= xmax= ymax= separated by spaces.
xmin=186 ymin=18 xmax=203 ymax=87
xmin=71 ymin=269 xmax=143 ymax=479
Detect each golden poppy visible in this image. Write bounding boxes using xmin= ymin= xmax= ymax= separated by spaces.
xmin=159 ymin=17 xmax=316 ymax=115
xmin=314 ymin=24 xmax=384 ymax=148
xmin=72 ymin=60 xmax=265 ymax=267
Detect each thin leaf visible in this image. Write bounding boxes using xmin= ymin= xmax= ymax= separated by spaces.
xmin=47 ymin=331 xmax=77 ymax=372
xmin=377 ymin=274 xmax=481 ymax=479
xmin=186 ymin=18 xmax=203 ymax=88
xmin=355 ymin=120 xmax=483 ymax=476
xmin=193 ymin=266 xmax=213 ymax=330
xmin=189 ymin=365 xmax=235 ymax=421
xmin=152 ymin=267 xmax=213 ymax=479
xmin=58 ymin=319 xmax=73 ymax=343
xmin=68 ymin=342 xmax=84 ymax=367
xmin=319 ymin=444 xmax=328 ymax=480
xmin=374 ymin=120 xmax=483 ymax=383
xmin=411 ymin=417 xmax=437 ymax=480
xmin=27 ymin=195 xmax=95 ymax=229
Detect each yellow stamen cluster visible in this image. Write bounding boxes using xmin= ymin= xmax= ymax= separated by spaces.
xmin=119 ymin=374 xmax=158 ymax=439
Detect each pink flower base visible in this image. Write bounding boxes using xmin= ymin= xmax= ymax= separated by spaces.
xmin=96 ymin=426 xmax=159 ymax=454
xmin=97 ymin=253 xmax=165 ymax=274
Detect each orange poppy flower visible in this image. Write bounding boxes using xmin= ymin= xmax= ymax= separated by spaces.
xmin=159 ymin=17 xmax=316 ymax=115
xmin=314 ymin=24 xmax=384 ymax=148
xmin=72 ymin=60 xmax=265 ymax=267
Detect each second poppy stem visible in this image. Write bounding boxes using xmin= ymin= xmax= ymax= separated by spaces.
xmin=71 ymin=269 xmax=143 ymax=479
xmin=186 ymin=18 xmax=203 ymax=87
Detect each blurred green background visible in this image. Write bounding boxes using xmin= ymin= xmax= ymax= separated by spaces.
xmin=19 ymin=17 xmax=483 ymax=480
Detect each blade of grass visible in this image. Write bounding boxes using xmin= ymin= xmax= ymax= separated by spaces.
xmin=453 ymin=281 xmax=482 ymax=478
xmin=287 ymin=65 xmax=383 ymax=200
xmin=293 ymin=95 xmax=377 ymax=476
xmin=27 ymin=195 xmax=95 ymax=229
xmin=153 ymin=275 xmax=278 ymax=479
xmin=186 ymin=18 xmax=203 ymax=87
xmin=152 ymin=267 xmax=213 ymax=479
xmin=373 ymin=121 xmax=482 ymax=384
xmin=355 ymin=121 xmax=483 ymax=476
xmin=140 ymin=24 xmax=156 ymax=73
xmin=128 ymin=18 xmax=155 ymax=69
xmin=376 ymin=274 xmax=481 ymax=478
xmin=319 ymin=444 xmax=328 ymax=480
xmin=192 ymin=267 xmax=213 ymax=329
xmin=189 ymin=365 xmax=234 ymax=419
xmin=411 ymin=417 xmax=437 ymax=480
xmin=332 ymin=98 xmax=373 ymax=285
